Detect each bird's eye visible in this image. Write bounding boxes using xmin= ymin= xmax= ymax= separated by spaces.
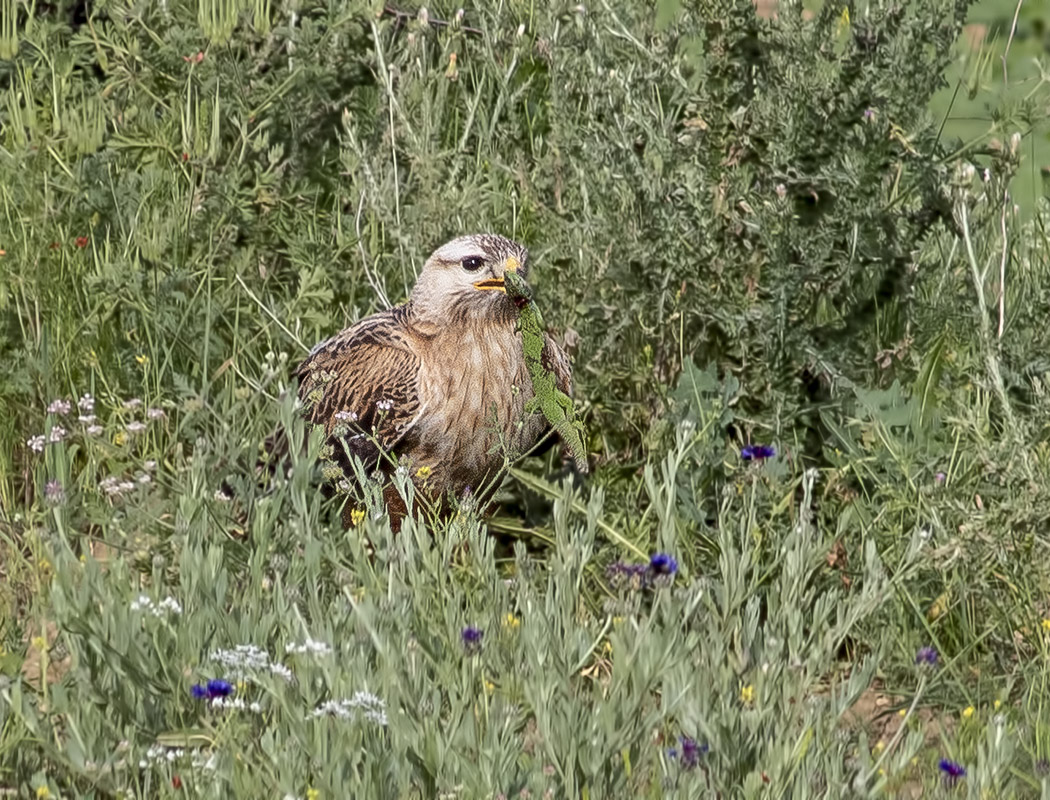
xmin=461 ymin=256 xmax=485 ymax=272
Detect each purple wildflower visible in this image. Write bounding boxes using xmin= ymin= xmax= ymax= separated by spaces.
xmin=863 ymin=108 xmax=876 ymax=122
xmin=606 ymin=560 xmax=649 ymax=592
xmin=461 ymin=626 xmax=483 ymax=653
xmin=916 ymin=646 xmax=939 ymax=667
xmin=939 ymin=758 xmax=966 ymax=785
xmin=44 ymin=480 xmax=65 ymax=506
xmin=741 ymin=444 xmax=776 ymax=461
xmin=679 ymin=736 xmax=708 ymax=769
xmin=935 ymin=471 xmax=946 ymax=485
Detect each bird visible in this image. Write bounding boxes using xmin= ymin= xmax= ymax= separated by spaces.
xmin=293 ymin=233 xmax=577 ymax=530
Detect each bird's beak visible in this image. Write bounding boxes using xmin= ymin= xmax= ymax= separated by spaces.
xmin=472 ymin=256 xmax=520 ymax=293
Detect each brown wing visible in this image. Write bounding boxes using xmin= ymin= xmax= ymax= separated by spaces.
xmin=295 ymin=305 xmax=421 ymax=475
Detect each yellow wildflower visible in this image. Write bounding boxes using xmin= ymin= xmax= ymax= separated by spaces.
xmin=872 ymin=740 xmax=885 ymax=755
xmin=483 ymin=679 xmax=495 ymax=695
xmin=835 ymin=7 xmax=850 ymax=36
xmin=612 ymin=616 xmax=625 ymax=627
xmin=739 ymin=684 xmax=755 ymax=706
xmin=962 ymin=706 xmax=975 ymax=719
xmin=113 ymin=430 xmax=127 ymax=446
xmin=502 ymin=613 xmax=521 ymax=629
xmin=38 ymin=558 xmax=52 ymax=573
xmin=601 ymin=640 xmax=613 ymax=656
xmin=898 ymin=708 xmax=907 ymax=718
xmin=1041 ymin=618 xmax=1050 ymax=632
xmin=994 ymin=699 xmax=1002 ymax=710
xmin=135 ymin=354 xmax=149 ymax=365
xmin=349 ymin=508 xmax=365 ymax=527
xmin=36 ymin=787 xmax=51 ymax=799
xmin=306 ymin=789 xmax=320 ymax=800
xmin=31 ymin=636 xmax=47 ymax=651
xmin=415 ymin=465 xmax=432 ymax=480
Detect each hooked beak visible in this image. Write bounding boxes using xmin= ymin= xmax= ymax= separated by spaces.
xmin=472 ymin=255 xmax=520 ymax=293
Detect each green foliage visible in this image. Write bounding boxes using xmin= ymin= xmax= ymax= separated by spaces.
xmin=3 ymin=0 xmax=1050 ymax=797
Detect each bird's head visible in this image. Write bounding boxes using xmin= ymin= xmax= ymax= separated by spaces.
xmin=410 ymin=234 xmax=530 ymax=324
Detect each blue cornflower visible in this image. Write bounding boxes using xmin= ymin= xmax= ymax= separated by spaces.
xmin=916 ymin=646 xmax=939 ymax=667
xmin=461 ymin=626 xmax=483 ymax=653
xmin=939 ymin=758 xmax=966 ymax=784
xmin=207 ymin=679 xmax=234 ymax=697
xmin=649 ymin=553 xmax=678 ymax=576
xmin=741 ymin=444 xmax=776 ymax=461
xmin=191 ymin=679 xmax=234 ymax=700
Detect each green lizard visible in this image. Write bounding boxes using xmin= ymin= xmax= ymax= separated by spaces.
xmin=504 ymin=269 xmax=589 ymax=473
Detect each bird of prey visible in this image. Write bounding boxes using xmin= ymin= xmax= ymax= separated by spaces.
xmin=294 ymin=233 xmax=577 ymax=530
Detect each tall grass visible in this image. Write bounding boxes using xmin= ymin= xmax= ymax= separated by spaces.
xmin=2 ymin=0 xmax=1050 ymax=797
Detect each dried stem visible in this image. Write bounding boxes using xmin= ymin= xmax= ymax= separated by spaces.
xmin=381 ymin=6 xmax=484 ymax=37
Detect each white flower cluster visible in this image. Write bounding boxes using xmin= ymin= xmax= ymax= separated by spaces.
xmin=210 ymin=696 xmax=262 ymax=713
xmin=100 ymin=476 xmax=138 ymax=497
xmin=129 ymin=595 xmax=182 ymax=616
xmin=286 ymin=638 xmax=332 ymax=656
xmin=138 ymin=745 xmax=216 ymax=771
xmin=209 ymin=644 xmax=294 ymax=682
xmin=308 ymin=691 xmax=388 ymax=726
